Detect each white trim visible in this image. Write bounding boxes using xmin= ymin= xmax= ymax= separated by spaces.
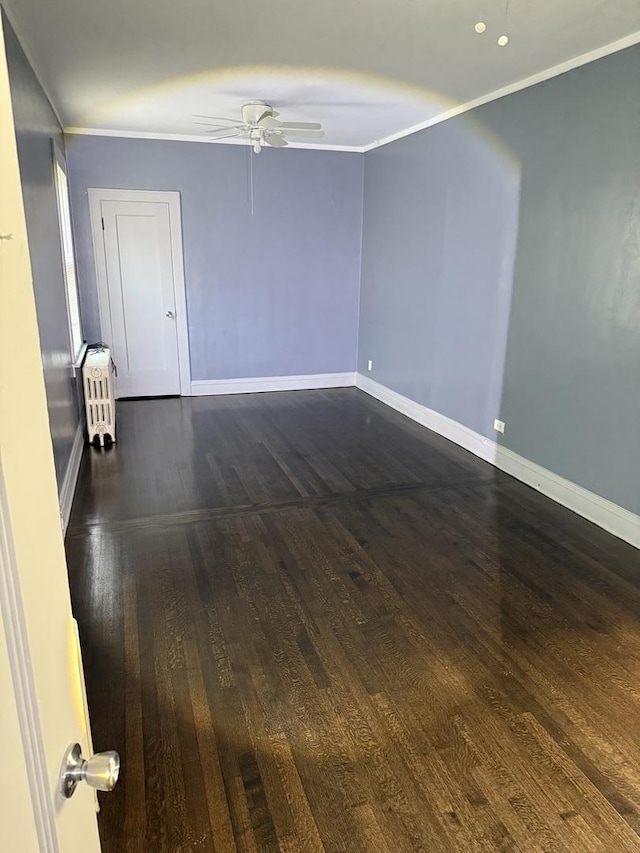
xmin=65 ymin=128 xmax=358 ymax=153
xmin=191 ymin=372 xmax=356 ymax=396
xmin=363 ymin=29 xmax=640 ymax=151
xmin=72 ymin=341 xmax=88 ymax=369
xmin=0 ymin=464 xmax=59 ymax=852
xmin=87 ymin=188 xmax=192 ymax=396
xmin=59 ymin=422 xmax=84 ymax=535
xmin=52 ymin=140 xmax=85 ymax=363
xmin=64 ymin=29 xmax=640 ymax=155
xmin=356 ymin=374 xmax=640 ymax=550
xmin=356 ymin=373 xmax=494 ymax=460
xmin=1 ymin=6 xmax=65 ymax=131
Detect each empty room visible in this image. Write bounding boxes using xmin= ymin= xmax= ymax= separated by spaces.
xmin=1 ymin=1 xmax=640 ymax=851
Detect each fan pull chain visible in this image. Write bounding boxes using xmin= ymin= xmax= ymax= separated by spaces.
xmin=246 ymin=144 xmax=255 ymax=216
xmin=250 ymin=146 xmax=255 ymax=216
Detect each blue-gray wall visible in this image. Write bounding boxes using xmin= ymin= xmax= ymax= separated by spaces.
xmin=359 ymin=44 xmax=640 ymax=514
xmin=359 ymin=115 xmax=520 ymax=438
xmin=66 ymin=136 xmax=363 ymax=381
xmin=4 ymin=13 xmax=81 ymax=492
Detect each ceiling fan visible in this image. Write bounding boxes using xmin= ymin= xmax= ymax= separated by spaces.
xmin=193 ymin=102 xmax=324 ymax=153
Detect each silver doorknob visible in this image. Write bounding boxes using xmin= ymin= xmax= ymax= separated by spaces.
xmin=165 ymin=310 xmax=175 ymax=319
xmin=60 ymin=743 xmax=120 ymax=799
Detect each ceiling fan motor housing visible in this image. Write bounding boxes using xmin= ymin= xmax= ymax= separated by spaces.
xmin=242 ymin=102 xmax=273 ymax=125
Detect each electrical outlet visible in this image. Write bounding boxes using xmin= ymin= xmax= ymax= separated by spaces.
xmin=367 ymin=360 xmax=373 ymax=372
xmin=494 ymin=419 xmax=505 ymax=434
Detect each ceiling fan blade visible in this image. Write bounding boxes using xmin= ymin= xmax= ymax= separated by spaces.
xmin=192 ymin=114 xmax=241 ymax=123
xmin=208 ymin=135 xmax=246 ymax=143
xmin=278 ymin=121 xmax=322 ymax=130
xmin=205 ymin=127 xmax=245 ymax=139
xmin=280 ymin=129 xmax=325 ymax=139
xmin=193 ymin=120 xmax=240 ymax=129
xmin=266 ymin=136 xmax=288 ymax=148
xmin=258 ymin=115 xmax=281 ymax=129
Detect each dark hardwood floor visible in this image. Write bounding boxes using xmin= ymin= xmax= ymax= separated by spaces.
xmin=66 ymin=388 xmax=640 ymax=852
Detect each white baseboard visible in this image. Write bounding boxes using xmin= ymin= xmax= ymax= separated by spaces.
xmin=356 ymin=374 xmax=496 ymax=463
xmin=356 ymin=373 xmax=640 ymax=550
xmin=190 ymin=372 xmax=357 ymax=396
xmin=59 ymin=422 xmax=84 ymax=535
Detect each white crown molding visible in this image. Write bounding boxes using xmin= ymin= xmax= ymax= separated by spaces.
xmin=2 ymin=5 xmax=66 ymax=130
xmin=191 ymin=372 xmax=356 ymax=396
xmin=64 ymin=127 xmax=362 ymax=153
xmin=356 ymin=373 xmax=640 ymax=550
xmin=63 ymin=28 xmax=640 ymax=156
xmin=59 ymin=421 xmax=84 ymax=535
xmin=362 ymin=28 xmax=640 ymax=152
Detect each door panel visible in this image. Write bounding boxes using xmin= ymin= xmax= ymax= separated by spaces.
xmin=101 ymin=200 xmax=180 ymax=398
xmin=0 ymin=19 xmax=101 ymax=851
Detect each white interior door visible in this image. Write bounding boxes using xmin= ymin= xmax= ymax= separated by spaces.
xmin=0 ymin=22 xmax=102 ymax=852
xmin=98 ymin=197 xmax=183 ymax=398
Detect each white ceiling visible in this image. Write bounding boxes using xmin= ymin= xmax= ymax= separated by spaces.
xmin=5 ymin=0 xmax=640 ymax=150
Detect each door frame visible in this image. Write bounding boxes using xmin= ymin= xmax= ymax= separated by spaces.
xmin=88 ymin=188 xmax=192 ymax=396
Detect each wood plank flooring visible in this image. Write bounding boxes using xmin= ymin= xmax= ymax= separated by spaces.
xmin=66 ymin=388 xmax=640 ymax=852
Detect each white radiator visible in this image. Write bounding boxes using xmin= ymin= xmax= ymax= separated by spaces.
xmin=83 ymin=347 xmax=116 ymax=446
